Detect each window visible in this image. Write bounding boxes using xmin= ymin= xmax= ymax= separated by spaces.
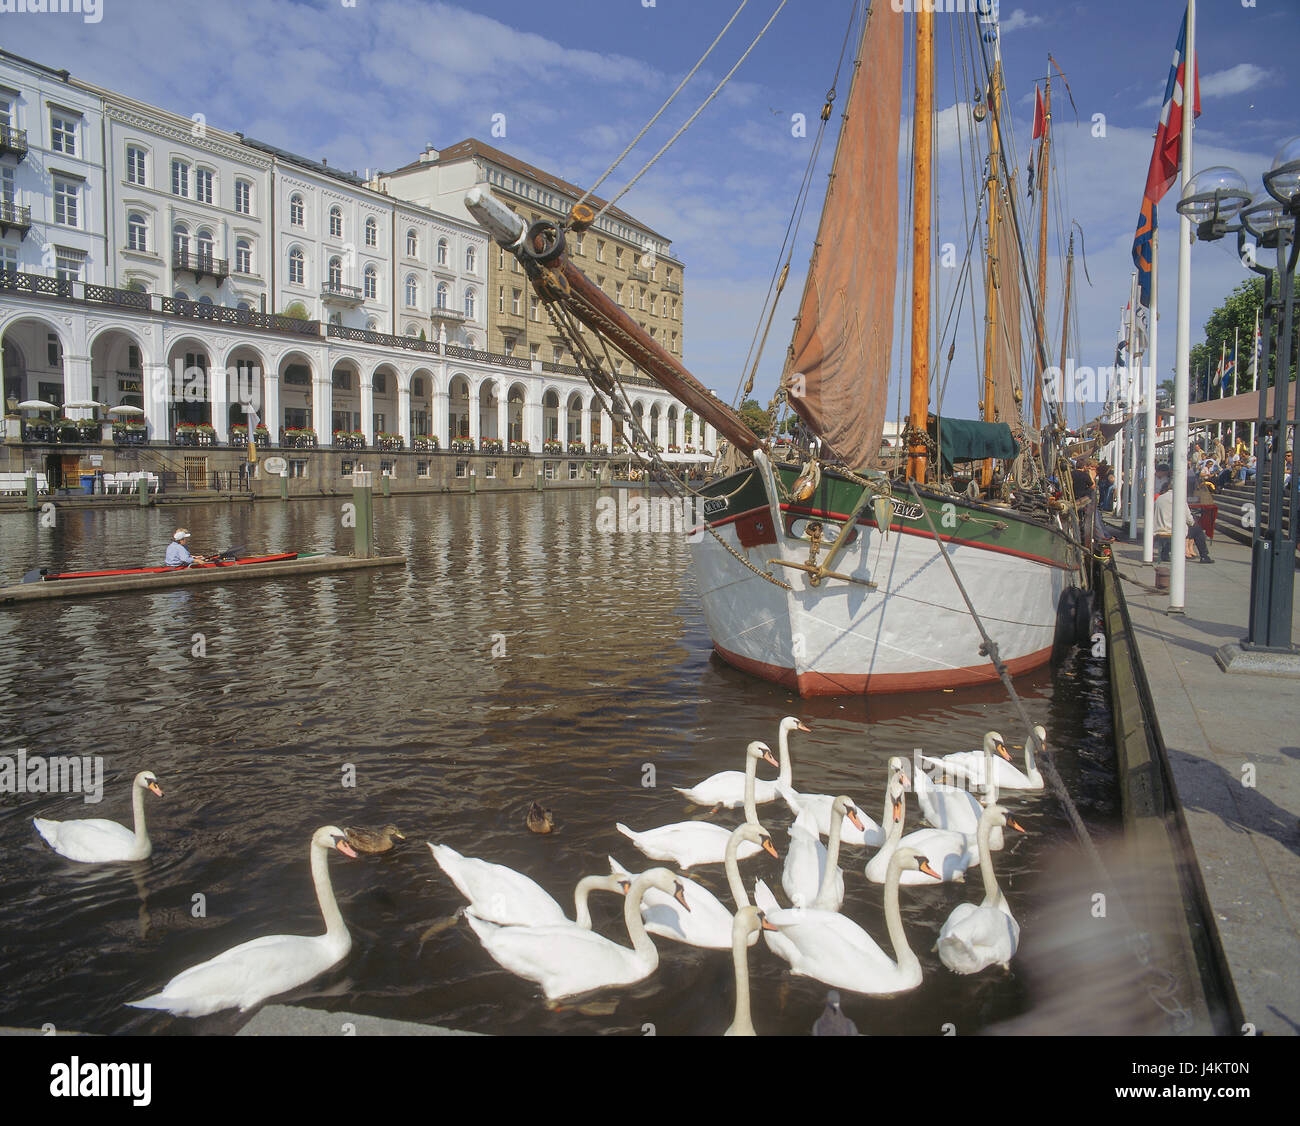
xmin=615 ymin=281 xmax=623 ymax=306
xmin=173 ymin=222 xmax=189 ymax=259
xmin=465 ymin=245 xmax=476 ymax=272
xmin=53 ymin=177 xmax=79 ymax=226
xmin=329 ymin=256 xmax=343 ymax=290
xmin=365 ymin=217 xmax=377 ymax=247
xmin=196 ymin=230 xmax=214 ymax=267
xmin=529 ymin=295 xmax=539 ymax=322
xmin=195 ymin=167 xmax=213 ymax=204
xmin=235 ymin=238 xmax=252 ymax=274
xmin=485 ymin=462 xmax=497 ymax=480
xmin=596 ymin=239 xmax=605 ymax=262
xmin=0 ymin=97 xmax=10 ymax=131
xmin=498 ymin=246 xmax=504 ymax=270
xmin=48 ymin=333 xmax=63 ymax=365
xmin=511 ymin=288 xmax=521 ymax=316
xmin=373 ymin=373 xmax=387 ymax=393
xmin=456 ymin=460 xmax=468 ymax=479
xmin=329 ymin=206 xmax=342 ymax=238
xmin=405 ymin=274 xmax=418 ymax=307
xmin=666 ymin=266 xmax=674 ymax=284
xmin=366 ymin=318 xmax=378 ymax=331
xmin=552 ymin=346 xmax=563 ymax=364
xmin=497 ymin=286 xmax=504 ymax=313
xmin=437 ymin=238 xmax=448 ymax=266
xmin=1 ymin=166 xmax=12 ymax=205
xmin=55 ymin=249 xmax=85 ymax=284
xmin=171 ymin=160 xmax=189 ymax=197
xmin=234 ymin=180 xmax=252 ymax=214
xmin=503 ymin=337 xmax=516 ymax=357
xmin=364 ymin=264 xmax=377 ymax=299
xmin=615 ymin=246 xmax=624 ymax=268
xmin=406 ymin=228 xmax=418 ymax=257
xmin=290 ymin=193 xmax=304 ymax=226
xmin=50 ymin=113 xmax=76 ymax=155
xmin=529 ymin=343 xmax=540 ymax=362
xmin=465 ymin=288 xmax=476 ymax=319
xmin=126 ymin=146 xmax=147 ymax=186
xmin=639 ymin=288 xmax=647 ymax=311
xmin=575 ymin=234 xmax=585 ymax=256
xmin=127 ymin=212 xmax=148 ymax=252
xmin=288 ymin=246 xmax=304 ymax=285
xmin=436 ymin=281 xmax=449 ymax=310
xmin=650 ymin=295 xmax=657 ymax=316
xmin=671 ymin=330 xmax=678 ymax=352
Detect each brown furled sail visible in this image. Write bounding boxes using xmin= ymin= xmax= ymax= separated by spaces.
xmin=992 ymin=173 xmax=1025 ymax=437
xmin=781 ymin=0 xmax=902 ymax=470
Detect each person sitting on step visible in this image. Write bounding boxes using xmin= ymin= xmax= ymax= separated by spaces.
xmin=1154 ymin=483 xmax=1214 ymax=565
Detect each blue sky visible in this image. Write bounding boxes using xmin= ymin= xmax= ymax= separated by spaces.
xmin=8 ymin=0 xmax=1298 ymax=429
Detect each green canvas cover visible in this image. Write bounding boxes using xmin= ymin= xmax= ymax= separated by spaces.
xmin=927 ymin=416 xmax=1020 ymax=475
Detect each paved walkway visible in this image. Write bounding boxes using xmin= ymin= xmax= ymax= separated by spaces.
xmin=1107 ymin=521 xmax=1300 ymax=1036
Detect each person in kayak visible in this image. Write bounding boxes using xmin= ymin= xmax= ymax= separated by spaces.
xmin=165 ymin=529 xmax=208 ymax=567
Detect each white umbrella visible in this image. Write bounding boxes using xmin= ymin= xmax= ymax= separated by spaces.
xmin=17 ymin=400 xmax=58 ymax=412
xmin=65 ymin=399 xmax=106 ymax=410
xmin=108 ymin=405 xmax=146 ymax=416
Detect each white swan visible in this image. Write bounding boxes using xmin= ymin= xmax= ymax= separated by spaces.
xmin=430 ymin=843 xmax=625 ymax=929
xmin=762 ymin=846 xmax=941 ymax=995
xmin=920 ymin=728 xmax=1043 ymax=792
xmin=673 ymin=717 xmax=805 ymax=807
xmin=724 ymin=906 xmax=772 ymax=1036
xmin=127 ymin=826 xmax=357 ymax=1016
xmin=464 ymin=868 xmax=689 ymax=1002
xmin=865 ymin=772 xmax=977 ymax=884
xmin=34 ymin=770 xmax=162 ymax=863
xmin=937 ymin=804 xmax=1023 ymax=974
xmin=782 ymin=795 xmax=862 ymax=911
xmin=779 ymin=755 xmax=909 ymax=847
xmin=914 ymin=741 xmax=1005 ymax=847
xmin=617 ymin=742 xmax=772 ymax=868
xmin=609 ymin=822 xmax=778 ymax=949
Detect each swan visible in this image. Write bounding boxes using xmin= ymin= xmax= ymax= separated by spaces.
xmin=761 ymin=846 xmax=941 ymax=995
xmin=617 ymin=742 xmax=773 ymax=868
xmin=430 ymin=843 xmax=625 ymax=929
xmin=779 ymin=755 xmax=910 ymax=847
xmin=724 ymin=906 xmax=772 ymax=1036
xmin=782 ymin=795 xmax=863 ymax=911
xmin=937 ymin=804 xmax=1024 ymax=975
xmin=127 ymin=826 xmax=357 ymax=1016
xmin=914 ymin=741 xmax=1006 ymax=847
xmin=464 ymin=868 xmax=689 ymax=1002
xmin=865 ymin=772 xmax=977 ymax=884
xmin=920 ymin=728 xmax=1044 ymax=792
xmin=609 ymin=822 xmax=778 ymax=949
xmin=34 ymin=770 xmax=163 ymax=863
xmin=673 ymin=717 xmax=805 ymax=807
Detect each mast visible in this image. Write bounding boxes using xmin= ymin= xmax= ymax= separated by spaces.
xmin=980 ymin=60 xmax=1005 ymax=489
xmin=1059 ymin=230 xmax=1074 ymax=427
xmin=1032 ymin=70 xmax=1052 ymax=435
xmin=906 ymin=6 xmax=934 ymax=482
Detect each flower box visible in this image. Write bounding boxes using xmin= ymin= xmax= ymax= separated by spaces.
xmin=590 ymin=443 xmax=609 ymax=455
xmin=509 ymin=440 xmax=530 ymax=454
xmin=378 ymin=433 xmax=403 ymax=451
xmin=413 ymin=436 xmax=439 ymax=452
xmin=480 ymin=438 xmax=504 ymax=454
xmin=542 ymin=440 xmax=563 ymax=454
xmin=567 ymin=442 xmax=586 ymax=454
xmin=286 ymin=427 xmax=318 ymax=449
xmin=450 ymin=438 xmax=474 ymax=454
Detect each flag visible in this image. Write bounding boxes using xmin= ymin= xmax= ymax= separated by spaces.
xmin=977 ymin=0 xmax=999 ymax=44
xmin=1032 ymin=85 xmax=1046 ymax=139
xmin=1131 ymin=7 xmax=1201 ymax=309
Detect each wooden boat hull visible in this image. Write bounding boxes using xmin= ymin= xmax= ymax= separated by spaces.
xmin=690 ymin=465 xmax=1083 ymax=696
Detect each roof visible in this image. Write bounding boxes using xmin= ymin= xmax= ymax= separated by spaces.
xmin=384 ymin=137 xmax=668 ymax=243
xmin=0 ymin=48 xmax=73 ymax=85
xmin=240 ymin=136 xmax=368 ymax=187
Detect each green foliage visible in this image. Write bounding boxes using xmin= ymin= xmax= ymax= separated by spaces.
xmin=738 ymin=397 xmax=773 ymax=438
xmin=280 ymin=301 xmax=310 ymax=320
xmin=1188 ymin=276 xmax=1294 ymax=401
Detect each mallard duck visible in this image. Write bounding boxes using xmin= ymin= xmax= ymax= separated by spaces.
xmin=343 ymin=824 xmax=405 ymax=853
xmin=526 ymin=802 xmax=554 ymax=834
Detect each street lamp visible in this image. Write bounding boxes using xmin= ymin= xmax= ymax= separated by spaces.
xmin=1178 ymin=137 xmax=1300 ymax=663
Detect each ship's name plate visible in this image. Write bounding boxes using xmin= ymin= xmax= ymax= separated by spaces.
xmin=702 ymin=498 xmax=728 ymax=517
xmin=889 ymin=498 xmax=924 ymax=521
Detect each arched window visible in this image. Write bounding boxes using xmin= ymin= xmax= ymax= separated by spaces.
xmin=236 ymin=300 xmax=252 ymax=311
xmin=366 ymin=318 xmax=379 ymax=331
xmin=328 ymin=255 xmax=343 ymax=290
xmin=413 ymin=377 xmax=425 ymax=397
xmin=465 ymin=245 xmax=476 ymax=273
xmin=365 ymin=216 xmax=377 ymax=247
xmin=464 ymin=288 xmax=476 ymax=319
xmin=405 ymin=228 xmax=418 ymax=257
xmin=288 ymin=247 xmax=305 ymax=285
xmin=329 ymin=206 xmax=342 ymax=239
xmin=173 ymin=290 xmax=190 ymax=301
xmin=127 ymin=212 xmax=148 ymax=252
xmin=235 ymin=238 xmax=252 ymax=274
xmin=436 ymin=281 xmax=449 ymax=310
xmin=172 ymin=222 xmax=189 ymax=259
xmin=404 ymin=322 xmax=419 ymax=337
xmin=437 ymin=237 xmax=448 ymax=266
xmin=196 ymin=229 xmax=214 ymax=267
xmin=364 ymin=264 xmax=377 ymax=299
xmin=290 ymin=193 xmax=304 ymax=226
xmin=404 ymin=274 xmax=418 ymax=307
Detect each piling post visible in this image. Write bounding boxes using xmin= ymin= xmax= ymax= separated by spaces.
xmin=279 ymin=471 xmax=289 ymax=502
xmin=25 ymin=473 xmax=37 ymax=511
xmin=352 ymin=469 xmax=374 ymax=559
xmin=382 ymin=471 xmax=391 ymax=499
xmin=468 ymin=468 xmax=477 ymax=496
xmin=137 ymin=476 xmax=149 ymax=506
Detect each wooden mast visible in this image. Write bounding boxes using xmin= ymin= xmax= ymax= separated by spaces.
xmin=906 ymin=6 xmax=934 ymax=482
xmin=1032 ymin=70 xmax=1052 ymax=435
xmin=980 ymin=61 xmax=1004 ymax=489
xmin=1059 ymin=230 xmax=1075 ymax=430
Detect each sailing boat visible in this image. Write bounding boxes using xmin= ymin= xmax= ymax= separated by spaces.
xmin=467 ymin=2 xmax=1086 ymax=696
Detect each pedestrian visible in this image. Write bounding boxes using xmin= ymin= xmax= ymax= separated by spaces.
xmin=1154 ymin=482 xmax=1214 ymax=564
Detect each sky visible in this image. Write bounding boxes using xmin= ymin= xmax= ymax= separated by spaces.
xmin=7 ymin=0 xmax=1298 ymax=431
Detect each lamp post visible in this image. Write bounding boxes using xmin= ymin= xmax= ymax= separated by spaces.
xmin=1178 ymin=139 xmax=1300 ymax=662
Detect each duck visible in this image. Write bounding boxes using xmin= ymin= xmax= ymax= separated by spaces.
xmin=724 ymin=906 xmax=773 ymax=1036
xmin=127 ymin=826 xmax=357 ymax=1016
xmin=760 ymin=846 xmax=941 ymax=995
xmin=920 ymin=728 xmax=1045 ymax=792
xmin=616 ymin=742 xmax=775 ymax=868
xmin=782 ymin=795 xmax=863 ymax=911
xmin=865 ymin=772 xmax=977 ymax=885
xmin=465 ymin=868 xmax=690 ymax=1002
xmin=429 ymin=844 xmax=625 ymax=929
xmin=673 ymin=717 xmax=807 ymax=808
xmin=525 ymin=803 xmax=555 ymax=834
xmin=779 ymin=755 xmax=909 ymax=847
xmin=342 ymin=824 xmax=405 ymax=853
xmin=914 ymin=740 xmax=1006 ymax=846
xmin=937 ymin=804 xmax=1024 ymax=975
xmin=34 ymin=770 xmax=163 ymax=863
xmin=609 ymin=822 xmax=778 ymax=949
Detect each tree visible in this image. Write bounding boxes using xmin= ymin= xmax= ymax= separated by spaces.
xmin=739 ymin=397 xmax=773 ymax=438
xmin=280 ymin=301 xmax=310 ymax=320
xmin=1186 ymin=276 xmax=1295 ymax=403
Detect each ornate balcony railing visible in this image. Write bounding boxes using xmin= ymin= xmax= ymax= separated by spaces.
xmin=158 ymin=296 xmax=321 ymax=337
xmin=0 ymin=200 xmax=32 ymax=235
xmin=173 ymin=247 xmax=229 ymax=281
xmin=326 ymin=322 xmax=440 ymax=353
xmin=0 ymin=125 xmax=28 ymax=160
xmin=321 ymin=281 xmax=364 ymax=304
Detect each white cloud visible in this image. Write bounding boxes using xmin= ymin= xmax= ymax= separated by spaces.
xmin=1000 ymin=9 xmax=1044 ymax=35
xmin=1141 ymin=63 xmax=1272 ymax=108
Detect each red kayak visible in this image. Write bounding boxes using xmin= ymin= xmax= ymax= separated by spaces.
xmin=24 ymin=553 xmax=300 ymax=583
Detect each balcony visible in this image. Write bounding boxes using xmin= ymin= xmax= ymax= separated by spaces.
xmin=0 ymin=200 xmax=31 ymax=237
xmin=327 ymin=321 xmax=440 ymax=354
xmin=173 ymin=247 xmax=229 ymax=283
xmin=321 ymin=280 xmax=364 ymax=306
xmin=0 ymin=124 xmax=28 ymax=161
xmin=663 ymin=281 xmax=681 ymax=294
xmin=629 ymin=269 xmax=650 ymax=283
xmin=430 ymin=303 xmax=468 ymax=323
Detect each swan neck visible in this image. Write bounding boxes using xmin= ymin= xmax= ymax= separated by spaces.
xmin=983 ymin=746 xmax=1000 ymax=804
xmin=776 ymin=728 xmax=793 ymax=789
xmin=812 ymin=805 xmax=845 ymax=908
xmin=725 ymin=834 xmax=751 ymax=909
xmin=312 ymin=841 xmax=347 ymax=939
xmin=883 ymin=859 xmax=917 ymax=971
xmin=131 ymin=781 xmax=149 ymax=845
xmin=1024 ymin=733 xmax=1041 ymax=781
xmin=624 ymin=876 xmax=661 ymax=966
xmin=743 ymin=752 xmax=760 ymax=826
xmin=976 ymin=815 xmax=1003 ymax=908
xmin=573 ymin=877 xmax=599 ymax=928
xmin=729 ymin=926 xmax=755 ymax=1035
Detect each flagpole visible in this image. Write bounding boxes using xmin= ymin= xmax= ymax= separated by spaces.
xmin=1250 ymin=306 xmax=1260 ymax=457
xmin=1170 ymin=0 xmax=1195 ymax=612
xmin=1143 ymin=228 xmax=1160 ymax=562
xmin=1126 ymin=272 xmax=1140 ymax=537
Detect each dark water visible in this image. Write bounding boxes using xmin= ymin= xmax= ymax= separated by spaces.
xmin=0 ymin=490 xmax=1120 ymax=1036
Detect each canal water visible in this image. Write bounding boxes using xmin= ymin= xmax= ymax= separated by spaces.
xmin=0 ymin=490 xmax=1122 ymax=1035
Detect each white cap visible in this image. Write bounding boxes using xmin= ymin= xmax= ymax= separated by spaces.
xmin=173 ymin=530 xmax=190 ymax=541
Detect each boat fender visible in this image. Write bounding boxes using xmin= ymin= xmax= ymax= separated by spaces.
xmin=1053 ymin=586 xmax=1081 ymax=653
xmin=1074 ymin=587 xmax=1094 ymax=646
